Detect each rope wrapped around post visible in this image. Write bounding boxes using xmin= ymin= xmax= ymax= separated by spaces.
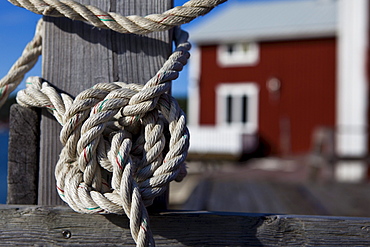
xmin=3 ymin=0 xmax=228 ymax=246
xmin=0 ymin=0 xmax=227 ymax=108
xmin=17 ymin=27 xmax=190 ymax=246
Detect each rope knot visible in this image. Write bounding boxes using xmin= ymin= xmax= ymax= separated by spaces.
xmin=16 ymin=28 xmax=191 ymax=246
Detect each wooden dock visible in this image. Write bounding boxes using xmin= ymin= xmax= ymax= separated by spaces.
xmin=173 ymin=159 xmax=370 ymax=217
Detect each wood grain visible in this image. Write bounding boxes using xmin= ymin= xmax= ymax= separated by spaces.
xmin=7 ymin=105 xmax=39 ymax=204
xmin=1 ymin=205 xmax=370 ymax=246
xmin=39 ymin=0 xmax=172 ymax=205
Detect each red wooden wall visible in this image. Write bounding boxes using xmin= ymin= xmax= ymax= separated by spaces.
xmin=198 ymin=38 xmax=337 ymax=155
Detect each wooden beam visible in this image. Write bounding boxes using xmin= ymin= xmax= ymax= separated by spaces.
xmin=7 ymin=105 xmax=39 ymax=204
xmin=1 ymin=205 xmax=370 ymax=246
xmin=39 ymin=0 xmax=172 ymax=205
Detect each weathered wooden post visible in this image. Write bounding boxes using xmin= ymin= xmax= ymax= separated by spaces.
xmin=8 ymin=0 xmax=172 ymax=208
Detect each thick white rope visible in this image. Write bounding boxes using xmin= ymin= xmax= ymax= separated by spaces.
xmin=8 ymin=0 xmax=226 ymax=35
xmin=17 ymin=27 xmax=190 ymax=247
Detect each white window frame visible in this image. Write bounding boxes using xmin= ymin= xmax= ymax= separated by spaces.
xmin=217 ymin=42 xmax=259 ymax=67
xmin=216 ymin=83 xmax=259 ymax=134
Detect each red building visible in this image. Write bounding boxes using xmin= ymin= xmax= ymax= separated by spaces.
xmin=187 ymin=0 xmax=369 ymax=177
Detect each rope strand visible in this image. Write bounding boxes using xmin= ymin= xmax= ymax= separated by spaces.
xmin=0 ymin=19 xmax=42 ymax=108
xmin=8 ymin=0 xmax=226 ymax=34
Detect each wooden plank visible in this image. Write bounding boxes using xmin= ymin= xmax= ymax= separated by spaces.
xmin=7 ymin=105 xmax=39 ymax=204
xmin=1 ymin=205 xmax=370 ymax=246
xmin=39 ymin=0 xmax=172 ymax=205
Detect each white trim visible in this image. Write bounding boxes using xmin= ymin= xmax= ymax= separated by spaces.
xmin=216 ymin=83 xmax=259 ymax=134
xmin=187 ymin=46 xmax=201 ymax=126
xmin=217 ymin=42 xmax=259 ymax=67
xmin=336 ymin=0 xmax=369 ymax=156
xmin=188 ymin=126 xmax=244 ymax=155
xmin=193 ymin=31 xmax=337 ymax=46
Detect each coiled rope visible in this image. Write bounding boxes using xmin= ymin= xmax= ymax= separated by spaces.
xmin=2 ymin=0 xmax=227 ymax=246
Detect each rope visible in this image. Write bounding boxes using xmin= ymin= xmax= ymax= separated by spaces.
xmin=3 ymin=0 xmax=227 ymax=246
xmin=8 ymin=0 xmax=226 ymax=35
xmin=0 ymin=0 xmax=226 ymax=108
xmin=0 ymin=19 xmax=42 ymax=108
xmin=17 ymin=27 xmax=190 ymax=247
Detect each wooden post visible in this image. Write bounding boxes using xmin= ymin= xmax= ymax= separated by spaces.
xmin=7 ymin=105 xmax=40 ymax=204
xmin=37 ymin=1 xmax=172 ymax=205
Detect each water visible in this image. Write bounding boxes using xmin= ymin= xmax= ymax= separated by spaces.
xmin=0 ymin=129 xmax=8 ymax=204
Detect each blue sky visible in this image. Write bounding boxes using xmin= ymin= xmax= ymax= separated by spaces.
xmin=0 ymin=0 xmax=286 ymax=98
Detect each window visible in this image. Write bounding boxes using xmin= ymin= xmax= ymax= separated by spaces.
xmin=217 ymin=42 xmax=259 ymax=67
xmin=216 ymin=83 xmax=259 ymax=134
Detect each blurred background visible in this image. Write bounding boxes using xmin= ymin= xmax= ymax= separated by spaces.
xmin=2 ymin=0 xmax=370 ymax=217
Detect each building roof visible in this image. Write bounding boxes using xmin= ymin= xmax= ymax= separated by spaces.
xmin=189 ymin=0 xmax=338 ymax=44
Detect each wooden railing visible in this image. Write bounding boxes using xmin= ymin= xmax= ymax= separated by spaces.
xmin=1 ymin=205 xmax=370 ymax=246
